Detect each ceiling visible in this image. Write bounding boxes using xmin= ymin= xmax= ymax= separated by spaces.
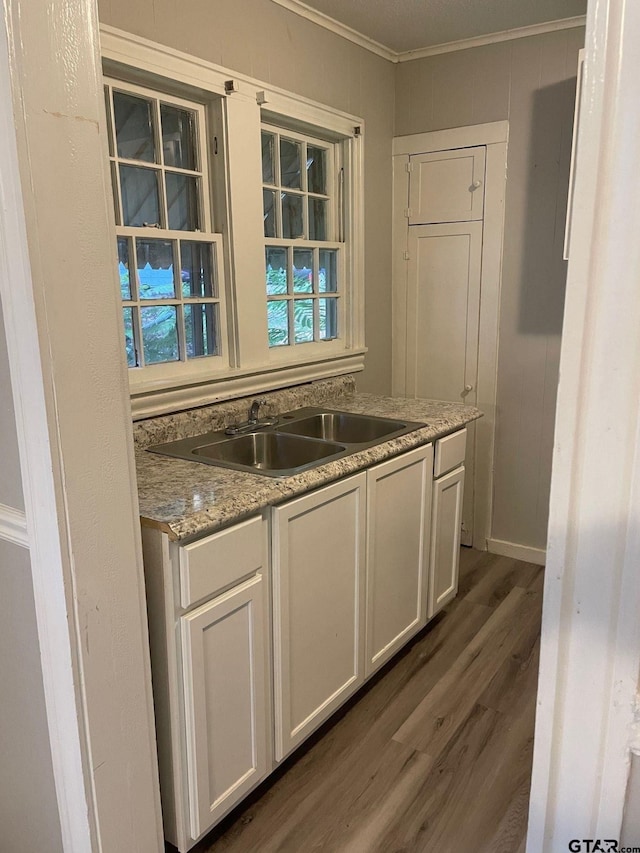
xmin=291 ymin=0 xmax=588 ymax=54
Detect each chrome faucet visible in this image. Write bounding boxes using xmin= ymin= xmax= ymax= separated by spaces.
xmin=225 ymin=398 xmax=278 ymax=435
xmin=248 ymin=398 xmax=265 ymax=424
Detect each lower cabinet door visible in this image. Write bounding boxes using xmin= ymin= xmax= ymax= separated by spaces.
xmin=365 ymin=444 xmax=433 ymax=676
xmin=428 ymin=465 xmax=465 ymax=618
xmin=272 ymin=473 xmax=367 ymax=761
xmin=181 ymin=574 xmax=268 ymax=840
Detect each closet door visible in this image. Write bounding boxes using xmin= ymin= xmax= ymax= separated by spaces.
xmin=406 ymin=221 xmax=482 ymax=405
xmin=408 ymin=146 xmax=486 ymax=224
xmin=405 ymin=220 xmax=481 ymax=545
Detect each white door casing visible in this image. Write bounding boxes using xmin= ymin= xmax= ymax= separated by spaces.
xmin=528 ymin=0 xmax=640 ymax=847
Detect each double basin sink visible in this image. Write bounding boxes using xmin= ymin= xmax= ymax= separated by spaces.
xmin=148 ymin=407 xmax=426 ymax=478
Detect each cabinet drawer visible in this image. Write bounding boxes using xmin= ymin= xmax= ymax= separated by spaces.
xmin=434 ymin=428 xmax=467 ymax=478
xmin=177 ymin=516 xmax=263 ymax=608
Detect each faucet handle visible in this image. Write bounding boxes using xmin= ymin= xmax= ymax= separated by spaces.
xmin=248 ymin=397 xmax=267 ymax=422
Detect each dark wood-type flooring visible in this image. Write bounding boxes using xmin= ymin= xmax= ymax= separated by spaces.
xmin=193 ymin=548 xmax=544 ymax=853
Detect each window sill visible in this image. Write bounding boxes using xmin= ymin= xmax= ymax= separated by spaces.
xmin=129 ymin=348 xmax=367 ymax=420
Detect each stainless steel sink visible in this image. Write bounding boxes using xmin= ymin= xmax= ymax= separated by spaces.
xmin=276 ymin=409 xmax=412 ymax=444
xmin=193 ymin=432 xmax=346 ymax=474
xmin=148 ymin=429 xmax=347 ymax=477
xmin=147 ymin=407 xmax=426 ymax=477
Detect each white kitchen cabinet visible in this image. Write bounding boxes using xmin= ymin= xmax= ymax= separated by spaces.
xmin=365 ymin=444 xmax=433 ymax=676
xmin=181 ymin=573 xmax=268 ymax=840
xmin=428 ymin=464 xmax=465 ymax=618
xmin=271 ymin=472 xmax=367 ymax=761
xmin=142 ymin=432 xmax=469 ymax=850
xmin=140 ymin=516 xmax=271 ymax=853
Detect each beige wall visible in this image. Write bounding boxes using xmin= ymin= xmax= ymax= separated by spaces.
xmin=96 ymin=3 xmax=582 ymax=548
xmin=0 ymin=313 xmax=60 ymax=851
xmin=622 ymin=750 xmax=640 ymax=846
xmin=0 ymin=300 xmax=23 ymax=510
xmin=395 ymin=28 xmax=584 ymax=550
xmin=98 ymin=0 xmax=396 ymax=395
xmin=0 ymin=542 xmax=64 ymax=853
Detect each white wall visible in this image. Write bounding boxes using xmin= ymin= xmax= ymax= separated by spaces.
xmin=97 ymin=0 xmax=396 ymax=395
xmin=395 ymin=28 xmax=584 ymax=551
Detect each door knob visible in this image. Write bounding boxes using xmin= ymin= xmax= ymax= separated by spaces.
xmin=465 ymin=384 xmax=473 ymax=392
xmin=471 ymin=179 xmax=482 ymax=189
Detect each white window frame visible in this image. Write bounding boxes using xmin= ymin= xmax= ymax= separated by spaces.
xmin=100 ymin=25 xmax=365 ymax=419
xmin=104 ymin=76 xmax=230 ymax=390
xmin=262 ymin=122 xmax=345 ymax=354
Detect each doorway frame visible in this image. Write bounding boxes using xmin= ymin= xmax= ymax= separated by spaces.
xmin=527 ymin=0 xmax=640 ymax=845
xmin=392 ymin=121 xmax=508 ymax=551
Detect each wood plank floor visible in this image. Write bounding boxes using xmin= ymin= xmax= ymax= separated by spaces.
xmin=191 ymin=549 xmax=544 ymax=853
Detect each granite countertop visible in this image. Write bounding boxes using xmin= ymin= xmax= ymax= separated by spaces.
xmin=135 ymin=380 xmax=481 ymax=542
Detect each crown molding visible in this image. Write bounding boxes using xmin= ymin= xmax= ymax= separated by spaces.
xmin=396 ymin=15 xmax=587 ymax=61
xmin=269 ymin=0 xmax=396 ymax=61
xmin=269 ymin=1 xmax=586 ymax=64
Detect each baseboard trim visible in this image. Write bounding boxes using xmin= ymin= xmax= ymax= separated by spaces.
xmin=487 ymin=538 xmax=546 ymax=566
xmin=0 ymin=503 xmax=28 ymax=549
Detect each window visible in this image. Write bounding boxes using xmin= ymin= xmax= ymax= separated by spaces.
xmin=104 ymin=79 xmax=227 ymax=375
xmin=101 ymin=27 xmax=365 ymax=417
xmin=261 ymin=125 xmax=342 ymax=348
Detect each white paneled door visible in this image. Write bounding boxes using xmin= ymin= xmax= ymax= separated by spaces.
xmin=408 ymin=146 xmax=486 ymax=225
xmin=406 ymin=221 xmax=482 ymax=544
xmin=393 ymin=125 xmax=507 ymax=551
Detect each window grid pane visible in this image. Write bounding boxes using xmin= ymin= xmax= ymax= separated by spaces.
xmin=141 ymin=305 xmax=179 ymax=364
xmin=267 ymin=300 xmax=289 ymax=347
xmin=113 ymin=91 xmax=156 ymax=163
xmin=261 ymin=126 xmax=333 ymax=242
xmin=120 ymin=165 xmax=162 ymax=228
xmin=262 ymin=131 xmax=276 ymax=185
xmin=294 ymin=299 xmax=314 ymax=343
xmin=184 ymin=303 xmax=219 ymax=358
xmin=123 ymin=307 xmax=137 ymax=366
xmin=116 ymin=233 xmax=221 ymax=368
xmin=319 ymin=297 xmax=338 ymax=340
xmin=166 ymin=173 xmax=200 ymax=231
xmin=106 ymin=78 xmax=224 ymax=369
xmin=266 ymin=243 xmax=339 ymax=347
xmin=263 ymin=124 xmax=339 ymax=349
xmin=161 ymin=103 xmax=197 ymax=170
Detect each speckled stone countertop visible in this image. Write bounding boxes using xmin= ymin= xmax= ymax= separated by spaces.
xmin=134 ymin=376 xmax=481 ymax=542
